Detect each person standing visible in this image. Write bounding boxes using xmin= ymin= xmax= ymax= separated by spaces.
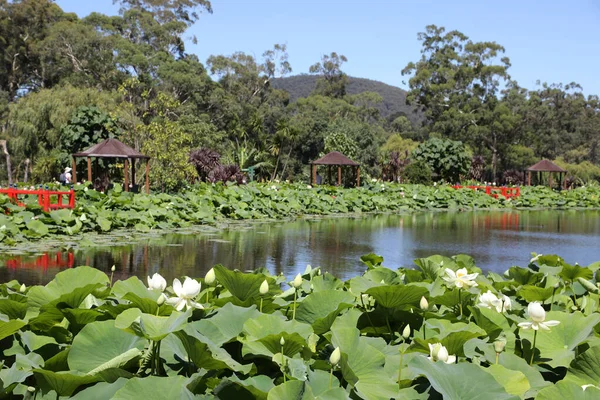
xmin=64 ymin=167 xmax=72 ymax=184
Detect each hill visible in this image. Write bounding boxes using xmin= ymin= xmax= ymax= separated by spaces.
xmin=272 ymin=74 xmax=422 ymax=124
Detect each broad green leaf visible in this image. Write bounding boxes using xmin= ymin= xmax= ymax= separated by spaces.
xmin=213 ymin=375 xmax=273 ymax=400
xmin=27 ymin=267 xmax=109 ymax=309
xmin=115 ymin=309 xmax=192 ymax=341
xmin=0 ymin=299 xmax=27 ymax=320
xmin=27 ymin=219 xmax=48 ymax=236
xmin=536 ymin=380 xmax=600 ymax=400
xmin=408 ymin=356 xmax=518 ymax=400
xmin=32 ymin=370 xmax=100 ymax=397
xmin=68 ymin=320 xmax=145 ymax=374
xmin=20 ymin=331 xmax=57 ymax=352
xmin=517 ymin=285 xmax=554 ymax=302
xmin=564 ymin=345 xmax=600 ymax=387
xmin=214 ymin=265 xmax=279 ymax=302
xmin=0 ymin=318 xmax=26 ymax=341
xmin=96 ymin=216 xmax=112 ymax=231
xmin=519 ymin=311 xmax=600 ymax=368
xmin=193 ymin=303 xmax=261 ymax=346
xmin=366 ymin=284 xmax=428 ymax=309
xmin=295 ymin=289 xmax=355 ymax=334
xmin=112 ymin=376 xmax=195 ymax=400
xmin=112 ymin=276 xmax=160 ymax=301
xmin=487 ymin=364 xmax=530 ymax=398
xmin=70 ymin=378 xmax=128 ymax=400
xmin=559 ymin=263 xmax=593 ymax=281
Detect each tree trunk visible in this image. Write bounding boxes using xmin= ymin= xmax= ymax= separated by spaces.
xmin=491 ymin=134 xmax=498 ymax=183
xmin=0 ymin=140 xmax=13 ymax=185
xmin=23 ymin=158 xmax=30 ymax=183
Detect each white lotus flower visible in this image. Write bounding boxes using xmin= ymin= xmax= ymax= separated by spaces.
xmin=259 ymin=279 xmax=269 ymax=295
xmin=329 ymin=347 xmax=341 ymax=365
xmin=518 ymin=302 xmax=560 ymax=331
xmin=443 ymin=268 xmax=478 ymax=288
xmin=205 ymin=268 xmax=216 ymax=285
xmin=420 ymin=296 xmax=429 ymax=311
xmin=166 ymin=277 xmax=203 ymax=311
xmin=428 ymin=343 xmax=456 ymax=364
xmin=477 ymin=290 xmax=511 ymax=312
xmin=147 ymin=273 xmax=167 ymax=292
xmin=292 ymin=273 xmax=302 ymax=288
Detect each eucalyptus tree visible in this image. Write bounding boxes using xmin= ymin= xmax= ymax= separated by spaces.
xmin=309 ymin=52 xmax=348 ymax=98
xmin=402 ymin=25 xmax=513 ymax=179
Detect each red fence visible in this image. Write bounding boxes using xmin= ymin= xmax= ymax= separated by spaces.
xmin=0 ymin=185 xmax=76 ymax=212
xmin=452 ymin=185 xmax=521 ymax=200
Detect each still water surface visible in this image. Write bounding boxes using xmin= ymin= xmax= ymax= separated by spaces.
xmin=2 ymin=210 xmax=599 ymax=285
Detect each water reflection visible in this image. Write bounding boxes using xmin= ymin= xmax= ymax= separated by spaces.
xmin=1 ymin=210 xmax=599 ymax=285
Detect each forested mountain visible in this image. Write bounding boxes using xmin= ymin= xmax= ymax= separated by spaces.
xmin=0 ymin=1 xmax=598 ymax=190
xmin=272 ymin=75 xmax=421 ymax=123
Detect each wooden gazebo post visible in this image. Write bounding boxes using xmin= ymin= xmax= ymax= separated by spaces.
xmin=311 ymin=164 xmax=316 ymax=185
xmin=87 ymin=157 xmax=92 ymax=182
xmin=145 ymin=159 xmax=150 ymax=194
xmin=356 ymin=166 xmax=361 ymax=187
xmin=72 ymin=157 xmax=77 ymax=183
xmin=124 ymin=158 xmax=129 ymax=192
xmin=337 ymin=166 xmax=342 ymax=186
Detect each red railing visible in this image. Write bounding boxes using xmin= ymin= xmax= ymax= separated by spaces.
xmin=0 ymin=185 xmax=76 ymax=212
xmin=452 ymin=185 xmax=521 ymax=200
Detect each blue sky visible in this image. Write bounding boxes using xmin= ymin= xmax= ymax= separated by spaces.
xmin=55 ymin=0 xmax=600 ymax=95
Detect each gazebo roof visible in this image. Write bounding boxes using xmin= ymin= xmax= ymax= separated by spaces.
xmin=310 ymin=151 xmax=359 ymax=166
xmin=526 ymin=159 xmax=566 ymax=173
xmin=72 ymin=138 xmax=149 ymax=159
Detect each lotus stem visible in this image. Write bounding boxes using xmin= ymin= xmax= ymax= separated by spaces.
xmin=281 ymin=342 xmax=286 ymax=383
xmin=530 ymin=330 xmax=538 ymax=365
xmin=361 ymin=294 xmax=378 ymax=335
xmin=155 ymin=340 xmax=162 ymax=375
xmin=398 ymin=348 xmax=404 ymax=386
xmin=205 ymin=291 xmax=209 ymax=304
xmin=260 ymin=297 xmax=263 ymax=313
xmin=496 ymin=352 xmax=499 ymax=365
xmin=458 ymin=288 xmax=463 ymax=317
xmin=385 ymin=314 xmax=393 ymax=342
xmin=329 ymin=366 xmax=333 ymax=390
xmin=292 ymin=289 xmax=297 ymax=320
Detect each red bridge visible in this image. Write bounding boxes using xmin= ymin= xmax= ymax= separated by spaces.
xmin=0 ymin=185 xmax=76 ymax=212
xmin=452 ymin=185 xmax=521 ymax=200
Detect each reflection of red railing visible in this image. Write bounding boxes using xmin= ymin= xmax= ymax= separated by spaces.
xmin=452 ymin=185 xmax=520 ymax=199
xmin=5 ymin=252 xmax=75 ymax=271
xmin=0 ymin=185 xmax=76 ymax=212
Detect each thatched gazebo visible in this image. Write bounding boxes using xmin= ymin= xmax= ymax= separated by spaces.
xmin=526 ymin=159 xmax=567 ymax=189
xmin=310 ymin=151 xmax=360 ymax=187
xmin=72 ymin=138 xmax=150 ymax=193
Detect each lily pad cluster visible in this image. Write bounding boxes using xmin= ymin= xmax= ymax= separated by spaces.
xmin=1 ymin=182 xmax=599 ymax=244
xmin=2 ymin=253 xmax=600 ymax=398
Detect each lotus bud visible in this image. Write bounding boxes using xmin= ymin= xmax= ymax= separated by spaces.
xmin=19 ymin=283 xmax=26 ymax=293
xmin=329 ymin=347 xmax=341 ymax=365
xmin=259 ymin=279 xmax=269 ymax=295
xmin=420 ymin=296 xmax=429 ymax=311
xmin=111 ymin=265 xmax=116 ymax=272
xmin=27 ymin=386 xmax=35 ymax=393
xmin=157 ymin=293 xmax=166 ymax=305
xmin=437 ymin=346 xmax=449 ymax=363
xmin=494 ymin=337 xmax=507 ymax=353
xmin=205 ymin=268 xmax=216 ymax=285
xmin=429 ymin=343 xmax=443 ymax=360
xmin=292 ymin=273 xmax=302 ymax=288
xmin=528 ymin=302 xmax=546 ymax=322
xmin=402 ymin=324 xmax=411 ymax=339
xmin=280 ymin=336 xmax=285 ymax=346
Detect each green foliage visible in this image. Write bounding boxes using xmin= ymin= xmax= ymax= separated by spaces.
xmin=412 ymin=138 xmax=471 ymax=182
xmin=404 ymin=161 xmax=432 ymax=184
xmin=324 ymin=131 xmax=358 ymax=160
xmin=553 ymin=158 xmax=600 ymax=185
xmin=0 ymin=251 xmax=599 ymax=398
xmin=60 ymin=106 xmax=120 ymax=155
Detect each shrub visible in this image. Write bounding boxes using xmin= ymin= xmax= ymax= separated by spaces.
xmin=404 ymin=160 xmax=432 ymax=184
xmin=411 ymin=138 xmax=470 ymax=183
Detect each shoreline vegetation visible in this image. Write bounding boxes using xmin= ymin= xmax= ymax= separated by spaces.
xmin=1 ymin=253 xmax=599 ymax=398
xmin=0 ymin=182 xmax=599 ymax=247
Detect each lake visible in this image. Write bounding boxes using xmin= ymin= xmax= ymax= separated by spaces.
xmin=2 ymin=209 xmax=599 ymax=285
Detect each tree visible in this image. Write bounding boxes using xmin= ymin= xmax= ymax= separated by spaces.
xmin=309 ymin=52 xmax=348 ymax=98
xmin=402 ymin=25 xmax=512 ymax=179
xmin=411 ymin=137 xmax=471 ymax=183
